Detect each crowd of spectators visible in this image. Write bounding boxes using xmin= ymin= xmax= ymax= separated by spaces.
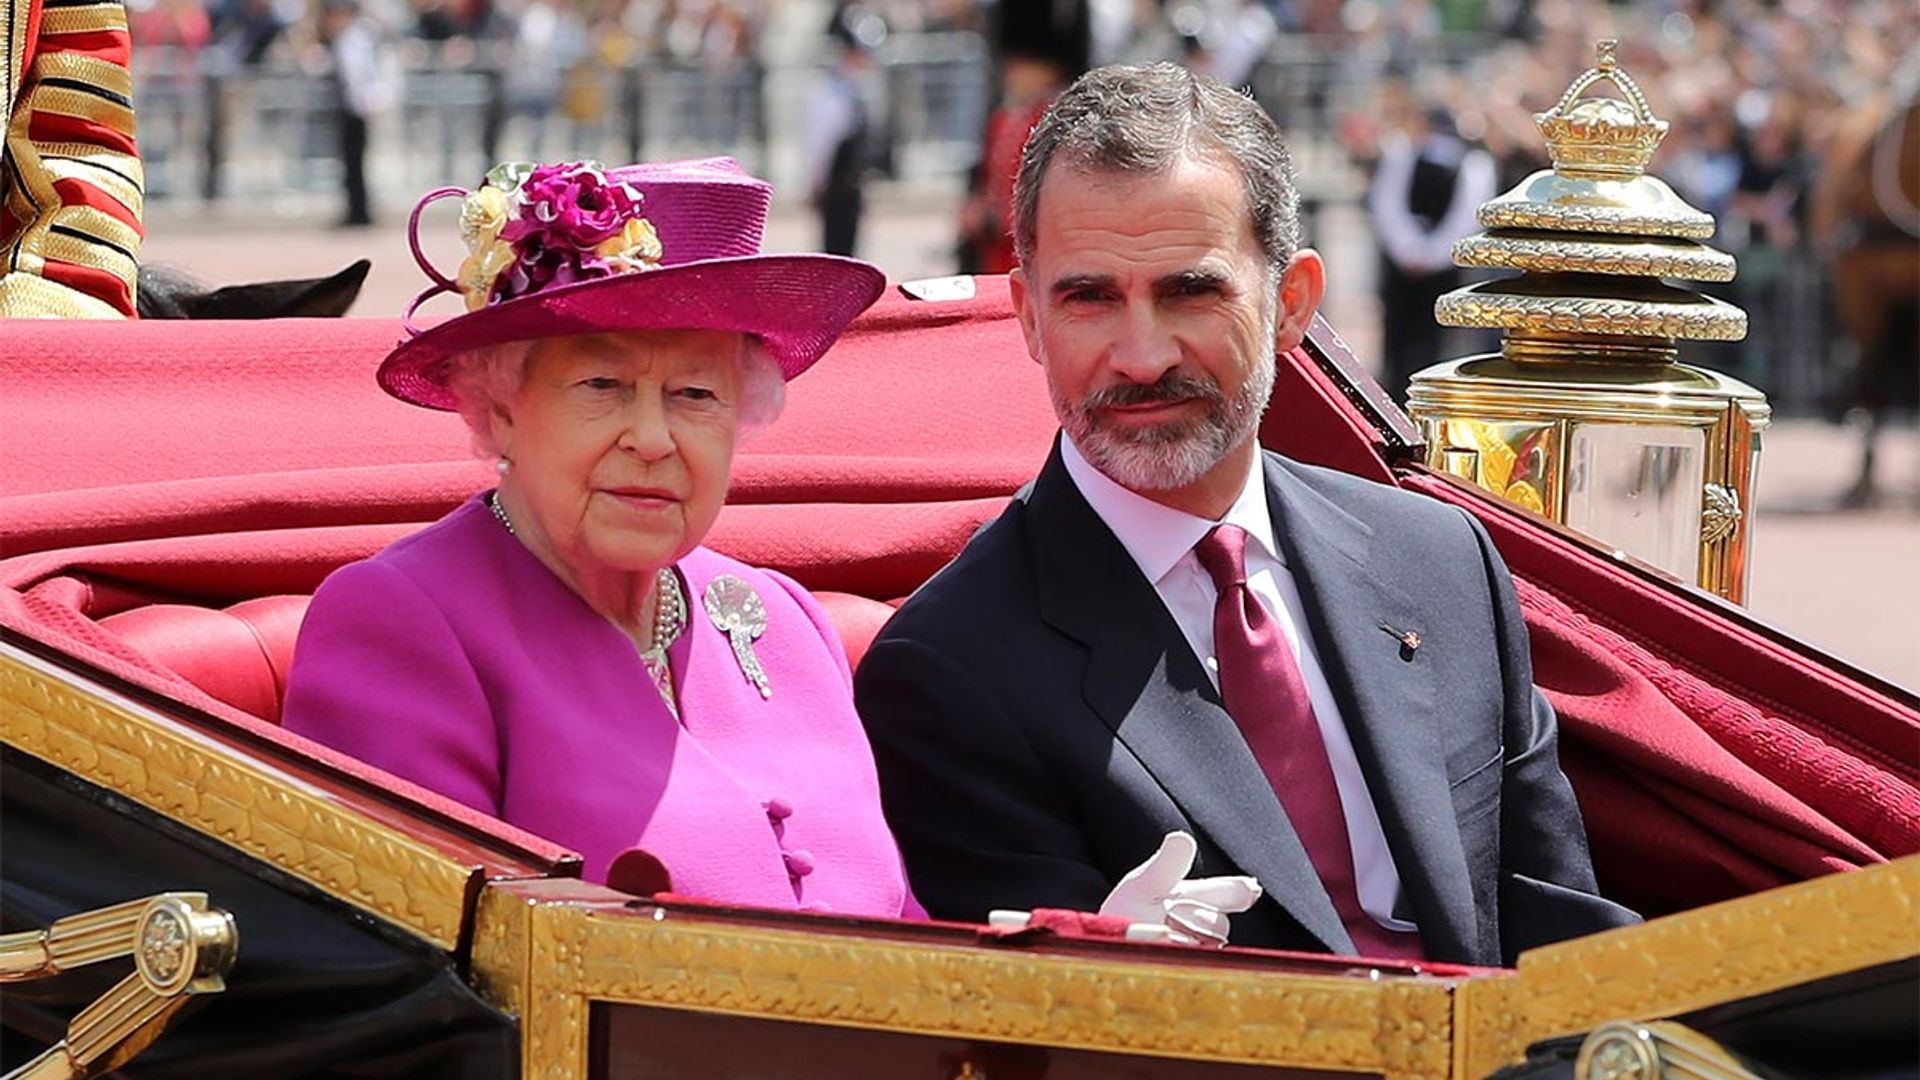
xmin=1327 ymin=0 xmax=1918 ymax=404
xmin=123 ymin=0 xmax=1917 ymax=412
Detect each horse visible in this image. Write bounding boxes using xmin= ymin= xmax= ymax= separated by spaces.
xmin=135 ymin=259 xmax=371 ymax=320
xmin=1811 ymin=85 xmax=1920 ymax=507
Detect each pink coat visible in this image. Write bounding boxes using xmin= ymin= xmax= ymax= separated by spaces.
xmin=282 ymin=494 xmax=921 ymax=918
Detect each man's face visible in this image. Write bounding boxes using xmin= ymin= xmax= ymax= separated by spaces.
xmin=1011 ymin=155 xmax=1317 ymax=502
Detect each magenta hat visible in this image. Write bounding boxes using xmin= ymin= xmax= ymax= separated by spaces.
xmin=381 ymin=156 xmax=886 ymax=411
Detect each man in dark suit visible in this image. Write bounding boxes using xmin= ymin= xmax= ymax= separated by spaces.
xmin=854 ymin=62 xmax=1637 ymax=965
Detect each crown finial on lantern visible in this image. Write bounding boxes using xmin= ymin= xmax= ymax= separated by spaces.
xmin=1534 ymin=39 xmax=1667 ymax=179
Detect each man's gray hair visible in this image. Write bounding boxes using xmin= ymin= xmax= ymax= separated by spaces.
xmin=1012 ymin=62 xmax=1301 ymax=268
xmin=442 ymin=334 xmax=786 ymax=460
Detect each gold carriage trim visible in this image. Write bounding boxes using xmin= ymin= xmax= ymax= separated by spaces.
xmin=0 ymin=645 xmax=475 ymax=950
xmin=474 ymin=881 xmax=1460 ymax=1080
xmin=1435 ymin=288 xmax=1748 ymax=340
xmin=1454 ymin=973 xmax=1528 ymax=1079
xmin=1451 ymin=233 xmax=1736 ymax=282
xmin=1476 ymin=197 xmax=1715 ymax=240
xmin=1518 ymin=857 xmax=1920 ymax=1041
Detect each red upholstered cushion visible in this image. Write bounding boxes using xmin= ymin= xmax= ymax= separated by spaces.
xmin=225 ymin=595 xmax=308 ymax=709
xmin=100 ymin=596 xmax=310 ymax=724
xmin=813 ymin=591 xmax=900 ymax=671
xmin=97 ymin=605 xmax=278 ymax=720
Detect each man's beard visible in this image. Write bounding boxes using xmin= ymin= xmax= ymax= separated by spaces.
xmin=1052 ymin=344 xmax=1276 ymax=494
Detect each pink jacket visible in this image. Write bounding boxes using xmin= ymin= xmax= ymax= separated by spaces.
xmin=283 ymin=494 xmax=921 ymax=918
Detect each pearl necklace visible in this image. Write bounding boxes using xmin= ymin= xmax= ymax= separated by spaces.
xmin=488 ymin=490 xmax=687 ymax=718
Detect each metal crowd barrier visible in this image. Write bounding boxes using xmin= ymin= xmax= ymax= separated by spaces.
xmin=129 ymin=32 xmax=992 ymax=207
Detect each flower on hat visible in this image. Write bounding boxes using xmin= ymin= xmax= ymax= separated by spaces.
xmin=505 ymin=163 xmax=645 ymax=248
xmin=595 ymin=217 xmax=664 ymax=273
xmin=459 ymin=183 xmax=509 ymax=248
xmin=454 ymin=160 xmax=664 ymax=309
xmin=456 ymin=185 xmax=515 ymax=311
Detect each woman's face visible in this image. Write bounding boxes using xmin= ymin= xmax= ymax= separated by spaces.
xmin=492 ymin=329 xmax=746 ymax=581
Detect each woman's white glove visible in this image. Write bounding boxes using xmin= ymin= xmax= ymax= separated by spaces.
xmin=1098 ymin=831 xmax=1263 ymax=946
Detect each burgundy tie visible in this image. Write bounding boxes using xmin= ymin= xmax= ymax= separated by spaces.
xmin=1193 ymin=524 xmax=1423 ymax=960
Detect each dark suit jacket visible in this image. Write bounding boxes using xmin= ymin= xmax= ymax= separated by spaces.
xmin=855 ymin=444 xmax=1638 ymax=965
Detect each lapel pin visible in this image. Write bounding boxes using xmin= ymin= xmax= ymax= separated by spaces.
xmin=1379 ymin=622 xmax=1421 ymax=658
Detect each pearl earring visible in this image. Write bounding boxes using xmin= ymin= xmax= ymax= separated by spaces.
xmin=495 ymin=457 xmax=511 ymax=476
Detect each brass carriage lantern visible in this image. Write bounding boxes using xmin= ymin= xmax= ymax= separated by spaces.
xmin=1406 ymin=41 xmax=1769 ymax=602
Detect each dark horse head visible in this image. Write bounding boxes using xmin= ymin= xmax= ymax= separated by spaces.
xmin=136 ymin=260 xmax=372 ymax=319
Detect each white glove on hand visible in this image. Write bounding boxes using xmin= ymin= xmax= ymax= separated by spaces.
xmin=1098 ymin=831 xmax=1262 ymax=946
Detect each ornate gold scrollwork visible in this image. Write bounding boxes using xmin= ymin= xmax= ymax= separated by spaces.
xmin=0 ymin=893 xmax=237 ymax=1080
xmin=1432 ymin=290 xmax=1749 ymax=341
xmin=1575 ymin=1020 xmax=1760 ymax=1080
xmin=1700 ymin=485 xmax=1741 ymax=545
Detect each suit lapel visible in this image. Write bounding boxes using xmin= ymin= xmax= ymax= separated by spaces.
xmin=1263 ymin=455 xmax=1480 ymax=962
xmin=1025 ymin=444 xmax=1354 ymax=955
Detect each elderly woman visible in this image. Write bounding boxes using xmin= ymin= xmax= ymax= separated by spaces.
xmin=281 ymin=157 xmax=919 ymax=918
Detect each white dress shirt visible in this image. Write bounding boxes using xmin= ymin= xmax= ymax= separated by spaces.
xmin=803 ymin=70 xmax=861 ymax=195
xmin=1367 ymin=130 xmax=1498 ymax=275
xmin=1061 ymin=437 xmax=1417 ymax=933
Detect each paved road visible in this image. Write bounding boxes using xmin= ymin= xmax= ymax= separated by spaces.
xmin=141 ymin=193 xmax=1920 ymax=692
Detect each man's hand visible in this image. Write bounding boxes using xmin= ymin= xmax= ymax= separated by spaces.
xmin=1099 ymin=832 xmax=1262 ymax=946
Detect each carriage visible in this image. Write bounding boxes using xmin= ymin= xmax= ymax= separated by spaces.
xmin=2 ymin=271 xmax=1915 ymax=1078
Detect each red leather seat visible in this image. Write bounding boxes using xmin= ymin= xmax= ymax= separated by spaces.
xmin=98 ymin=590 xmax=900 ymax=725
xmin=812 ymin=592 xmax=901 ymax=671
xmin=101 ymin=595 xmax=309 ymax=723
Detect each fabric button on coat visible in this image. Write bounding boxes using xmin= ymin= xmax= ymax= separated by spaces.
xmin=763 ymin=795 xmax=794 ymax=821
xmin=783 ymin=849 xmax=816 ymax=878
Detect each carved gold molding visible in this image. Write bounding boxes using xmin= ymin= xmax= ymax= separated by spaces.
xmin=0 ymin=645 xmax=474 ymax=950
xmin=472 ymin=880 xmax=1459 ymax=1080
xmin=469 ymin=886 xmax=532 ymax=1028
xmin=1476 ymin=200 xmax=1715 ymax=240
xmin=1517 ymin=857 xmax=1920 ymax=1040
xmin=1453 ymin=972 xmax=1527 ymax=1079
xmin=1435 ymin=291 xmax=1747 ymax=341
xmin=1451 ymin=235 xmax=1735 ymax=282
